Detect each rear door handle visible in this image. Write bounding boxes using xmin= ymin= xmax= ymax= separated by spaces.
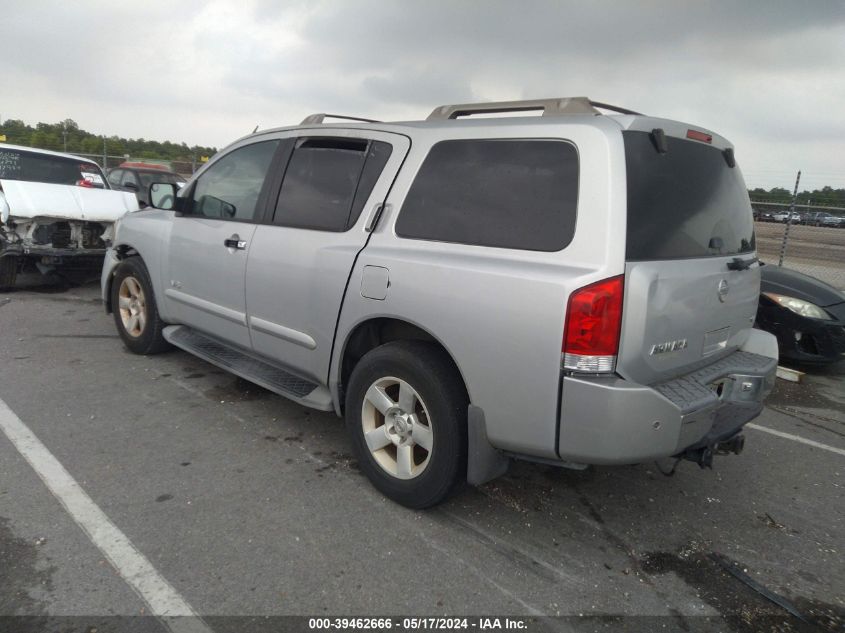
xmin=365 ymin=203 xmax=391 ymax=233
xmin=224 ymin=235 xmax=247 ymax=250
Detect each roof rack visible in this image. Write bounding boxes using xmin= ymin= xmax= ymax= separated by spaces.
xmin=426 ymin=97 xmax=642 ymax=120
xmin=300 ymin=113 xmax=381 ymax=125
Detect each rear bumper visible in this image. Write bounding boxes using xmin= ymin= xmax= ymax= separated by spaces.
xmin=557 ymin=346 xmax=777 ymax=465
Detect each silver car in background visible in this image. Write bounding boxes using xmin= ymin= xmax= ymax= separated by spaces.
xmin=101 ymin=97 xmax=778 ymax=508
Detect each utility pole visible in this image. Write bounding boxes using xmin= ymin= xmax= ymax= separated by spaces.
xmin=102 ymin=136 xmax=107 ymax=170
xmin=778 ymin=170 xmax=801 ymax=267
xmin=62 ymin=122 xmax=67 ymax=153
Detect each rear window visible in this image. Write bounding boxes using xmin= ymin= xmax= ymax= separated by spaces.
xmin=624 ymin=131 xmax=755 ymax=260
xmin=0 ymin=148 xmax=106 ymax=188
xmin=396 ymin=139 xmax=578 ymax=251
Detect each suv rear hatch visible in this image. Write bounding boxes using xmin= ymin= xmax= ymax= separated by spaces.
xmin=615 ymin=124 xmax=759 ymax=386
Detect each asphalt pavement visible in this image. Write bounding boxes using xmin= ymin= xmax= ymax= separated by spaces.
xmin=0 ymin=277 xmax=842 ymax=633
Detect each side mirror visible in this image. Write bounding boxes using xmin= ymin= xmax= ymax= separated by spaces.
xmin=150 ymin=182 xmax=177 ymax=210
xmin=123 ymin=181 xmax=140 ymax=192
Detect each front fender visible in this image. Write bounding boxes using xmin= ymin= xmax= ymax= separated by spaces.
xmin=106 ymin=209 xmax=175 ymax=320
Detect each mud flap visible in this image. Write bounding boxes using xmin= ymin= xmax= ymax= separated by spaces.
xmin=467 ymin=405 xmax=510 ymax=486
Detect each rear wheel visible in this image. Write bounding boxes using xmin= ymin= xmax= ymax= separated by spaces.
xmin=111 ymin=257 xmax=170 ymax=355
xmin=0 ymin=255 xmax=18 ymax=291
xmin=345 ymin=341 xmax=468 ymax=509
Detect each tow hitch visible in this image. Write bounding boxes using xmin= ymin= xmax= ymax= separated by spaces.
xmin=680 ymin=433 xmax=745 ymax=469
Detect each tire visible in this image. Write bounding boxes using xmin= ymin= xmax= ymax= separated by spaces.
xmin=345 ymin=340 xmax=468 ymax=509
xmin=110 ymin=257 xmax=170 ymax=355
xmin=0 ymin=255 xmax=17 ymax=291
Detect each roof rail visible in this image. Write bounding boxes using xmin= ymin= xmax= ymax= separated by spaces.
xmin=426 ymin=97 xmax=642 ymax=120
xmin=300 ymin=113 xmax=381 ymax=125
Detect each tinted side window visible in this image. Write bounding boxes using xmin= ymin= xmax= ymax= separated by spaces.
xmin=396 ymin=140 xmax=579 ymax=251
xmin=107 ymin=169 xmax=123 ymax=186
xmin=121 ymin=170 xmax=139 ymax=186
xmin=273 ymin=138 xmax=370 ymax=232
xmin=191 ymin=140 xmax=279 ymax=221
xmin=348 ymin=141 xmax=393 ymax=227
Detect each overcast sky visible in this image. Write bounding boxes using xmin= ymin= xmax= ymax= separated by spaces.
xmin=3 ymin=1 xmax=844 ymax=190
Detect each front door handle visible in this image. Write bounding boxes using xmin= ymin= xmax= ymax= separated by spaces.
xmin=224 ymin=235 xmax=247 ymax=250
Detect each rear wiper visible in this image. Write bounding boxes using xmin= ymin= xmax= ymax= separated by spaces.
xmin=727 ymin=256 xmax=758 ymax=271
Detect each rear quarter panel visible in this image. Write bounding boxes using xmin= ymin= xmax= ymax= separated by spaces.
xmin=332 ymin=118 xmax=628 ymax=458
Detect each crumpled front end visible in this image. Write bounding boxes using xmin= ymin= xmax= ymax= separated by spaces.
xmin=0 ymin=180 xmax=136 ymax=278
xmin=2 ymin=215 xmax=115 ymax=258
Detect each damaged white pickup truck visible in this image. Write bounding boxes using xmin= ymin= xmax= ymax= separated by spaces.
xmin=0 ymin=144 xmax=138 ymax=290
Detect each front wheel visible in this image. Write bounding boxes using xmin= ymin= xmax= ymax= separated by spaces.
xmin=345 ymin=341 xmax=468 ymax=509
xmin=111 ymin=257 xmax=170 ymax=355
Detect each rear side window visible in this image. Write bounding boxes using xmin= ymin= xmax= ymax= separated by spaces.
xmin=274 ymin=138 xmax=392 ymax=232
xmin=625 ymin=131 xmax=755 ymax=260
xmin=395 ymin=139 xmax=579 ymax=251
xmin=347 ymin=141 xmax=393 ymax=227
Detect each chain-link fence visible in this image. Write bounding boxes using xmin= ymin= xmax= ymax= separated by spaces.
xmin=72 ymin=153 xmax=198 ymax=177
xmin=752 ymin=201 xmax=845 ymax=290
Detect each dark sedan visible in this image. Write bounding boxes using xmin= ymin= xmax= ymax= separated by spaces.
xmin=107 ymin=163 xmax=187 ymax=207
xmin=756 ymin=264 xmax=845 ymax=364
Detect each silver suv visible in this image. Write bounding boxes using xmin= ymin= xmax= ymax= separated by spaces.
xmin=101 ymin=97 xmax=778 ymax=508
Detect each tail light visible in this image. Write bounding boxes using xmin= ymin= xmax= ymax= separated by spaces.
xmin=562 ymin=275 xmax=624 ymax=372
xmin=76 ymin=179 xmax=94 ymax=188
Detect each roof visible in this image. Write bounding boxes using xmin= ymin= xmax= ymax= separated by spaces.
xmin=199 ymin=97 xmax=731 ymax=168
xmin=118 ymin=161 xmax=176 ymax=172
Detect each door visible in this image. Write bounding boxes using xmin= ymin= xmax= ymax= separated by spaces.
xmin=245 ymin=131 xmax=410 ymax=383
xmin=164 ymin=139 xmax=280 ymax=349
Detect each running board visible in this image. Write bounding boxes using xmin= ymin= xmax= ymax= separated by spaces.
xmin=163 ymin=325 xmax=334 ymax=411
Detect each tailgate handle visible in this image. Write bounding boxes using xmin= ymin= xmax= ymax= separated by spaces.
xmin=727 ymin=256 xmax=758 ymax=271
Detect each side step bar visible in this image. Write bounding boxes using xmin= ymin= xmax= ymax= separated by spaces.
xmin=163 ymin=325 xmax=334 ymax=411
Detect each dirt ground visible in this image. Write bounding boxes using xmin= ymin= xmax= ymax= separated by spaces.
xmin=755 ymin=221 xmax=845 ymax=289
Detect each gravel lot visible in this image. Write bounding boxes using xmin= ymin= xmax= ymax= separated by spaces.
xmin=755 ymin=221 xmax=845 ymax=289
xmin=0 ymin=278 xmax=843 ymax=632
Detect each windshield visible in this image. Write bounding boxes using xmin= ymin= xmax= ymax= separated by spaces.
xmin=624 ymin=131 xmax=755 ymax=260
xmin=0 ymin=148 xmax=107 ymax=188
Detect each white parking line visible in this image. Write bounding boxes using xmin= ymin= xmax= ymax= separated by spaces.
xmin=747 ymin=423 xmax=845 ymax=457
xmin=0 ymin=397 xmax=212 ymax=633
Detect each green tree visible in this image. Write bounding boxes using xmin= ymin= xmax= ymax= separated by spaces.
xmin=1 ymin=116 xmax=217 ymax=170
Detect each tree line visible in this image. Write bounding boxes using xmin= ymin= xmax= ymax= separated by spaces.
xmin=2 ymin=119 xmax=843 ymax=206
xmin=0 ymin=118 xmax=217 ymax=164
xmin=749 ymin=187 xmax=845 ymax=208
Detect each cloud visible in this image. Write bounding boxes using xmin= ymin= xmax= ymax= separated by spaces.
xmin=2 ymin=0 xmax=844 ymax=188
